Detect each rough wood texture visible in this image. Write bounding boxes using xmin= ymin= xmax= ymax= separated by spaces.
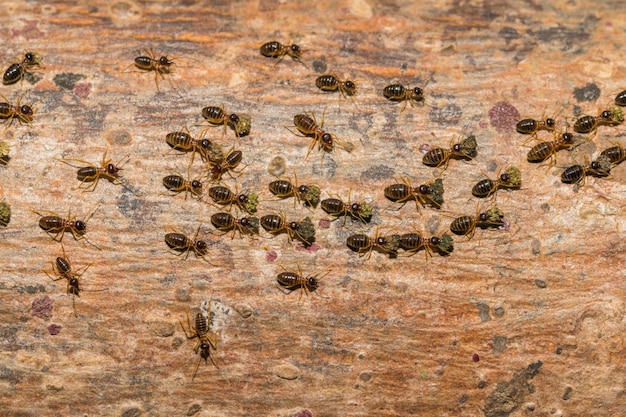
xmin=1 ymin=1 xmax=625 ymax=416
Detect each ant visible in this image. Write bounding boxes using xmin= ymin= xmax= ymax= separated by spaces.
xmin=129 ymin=48 xmax=177 ymax=92
xmin=165 ymin=127 xmax=218 ymax=165
xmin=260 ymin=212 xmax=315 ymax=246
xmin=573 ymin=106 xmax=624 ymax=135
xmin=207 ymin=185 xmax=259 ymax=214
xmin=291 ymin=112 xmax=350 ymax=159
xmin=471 ymin=166 xmax=522 ymax=199
xmin=3 ymin=51 xmax=44 ymax=85
xmin=449 ymin=206 xmax=506 ymax=240
xmin=44 ymin=245 xmax=93 ymax=317
xmin=345 ymin=230 xmax=401 ymax=260
xmin=315 ymin=73 xmax=356 ymax=98
xmin=206 ymin=149 xmax=243 ymax=182
xmin=33 ymin=207 xmax=100 ymax=249
xmin=260 ymin=41 xmax=304 ymax=66
xmin=320 ymin=192 xmax=373 ymax=224
xmin=164 ymin=225 xmax=213 ymax=264
xmin=422 ymin=135 xmax=477 ymax=171
xmin=599 ymin=142 xmax=626 ymax=167
xmin=383 ymin=77 xmax=431 ymax=112
xmin=384 ymin=177 xmax=444 ymax=213
xmin=398 ymin=231 xmax=454 ymax=258
xmin=277 ymin=265 xmax=328 ymax=303
xmin=179 ymin=298 xmax=218 ymax=380
xmin=56 ymin=150 xmax=131 ymax=193
xmin=268 ymin=172 xmax=321 ymax=208
xmin=200 ymin=105 xmax=243 ymax=138
xmin=561 ymin=155 xmax=612 ymax=188
xmin=0 ymin=94 xmax=35 ymax=132
xmin=162 ymin=172 xmax=203 ymax=200
xmin=526 ymin=131 xmax=575 ymax=171
xmin=210 ymin=212 xmax=259 ymax=238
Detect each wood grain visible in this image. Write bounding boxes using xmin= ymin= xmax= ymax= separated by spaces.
xmin=0 ymin=1 xmax=625 ymax=416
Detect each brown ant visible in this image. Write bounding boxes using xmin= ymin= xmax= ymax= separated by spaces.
xmin=164 ymin=225 xmax=213 ymax=264
xmin=277 ymin=265 xmax=328 ymax=303
xmin=260 ymin=212 xmax=315 ymax=246
xmin=33 ymin=207 xmax=100 ymax=249
xmin=44 ymin=245 xmax=93 ymax=317
xmin=384 ymin=177 xmax=444 ymax=213
xmin=56 ymin=150 xmax=131 ymax=193
xmin=179 ymin=298 xmax=219 ymax=380
xmin=3 ymin=51 xmax=44 ymax=85
xmin=0 ymin=94 xmax=35 ymax=133
xmin=260 ymin=41 xmax=305 ymax=66
xmin=129 ymin=48 xmax=177 ymax=92
xmin=210 ymin=212 xmax=259 ymax=238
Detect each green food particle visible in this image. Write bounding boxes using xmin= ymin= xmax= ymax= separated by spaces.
xmin=383 ymin=234 xmax=401 ymax=253
xmin=297 ymin=217 xmax=315 ymax=244
xmin=429 ymin=178 xmax=444 ymax=206
xmin=0 ymin=202 xmax=10 ymax=226
xmin=611 ymin=106 xmax=624 ymax=122
xmin=359 ymin=201 xmax=373 ymax=220
xmin=246 ymin=192 xmax=259 ymax=212
xmin=0 ymin=141 xmax=9 ymax=158
xmin=246 ymin=217 xmax=260 ymax=234
xmin=208 ymin=144 xmax=225 ymax=164
xmin=234 ymin=114 xmax=252 ymax=137
xmin=303 ymin=185 xmax=320 ymax=208
xmin=486 ymin=207 xmax=504 ymax=223
xmin=461 ymin=135 xmax=478 ymax=157
xmin=437 ymin=233 xmax=454 ymax=253
xmin=505 ymin=166 xmax=522 ymax=187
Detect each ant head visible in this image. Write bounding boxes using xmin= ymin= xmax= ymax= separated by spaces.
xmin=20 ymin=105 xmax=33 ymax=116
xmin=195 ymin=240 xmax=208 ymax=255
xmin=499 ymin=173 xmax=510 ymax=182
xmin=452 ymin=143 xmax=463 ymax=152
xmin=298 ymin=184 xmax=309 ymax=193
xmin=345 ymin=80 xmax=356 ymax=93
xmin=239 ymin=217 xmax=250 ymax=227
xmin=191 ymin=180 xmax=202 ymax=190
xmin=69 ymin=278 xmax=80 ymax=293
xmin=321 ymin=133 xmax=333 ymax=149
xmin=74 ymin=220 xmax=87 ymax=235
xmin=479 ymin=212 xmax=488 ymax=222
xmin=106 ymin=163 xmax=119 ymax=174
xmin=289 ymin=221 xmax=299 ymax=230
xmin=25 ymin=52 xmax=35 ymax=61
xmin=590 ymin=160 xmax=601 ymax=170
xmin=350 ymin=202 xmax=361 ymax=212
xmin=412 ymin=87 xmax=424 ymax=98
xmin=200 ymin=139 xmax=212 ymax=150
xmin=601 ymin=109 xmax=612 ymax=119
xmin=229 ymin=113 xmax=240 ymax=124
xmin=307 ymin=276 xmax=318 ymax=290
xmin=290 ymin=44 xmax=301 ymax=57
xmin=418 ymin=184 xmax=431 ymax=195
xmin=237 ymin=193 xmax=248 ymax=204
xmin=159 ymin=56 xmax=173 ymax=66
xmin=561 ymin=132 xmax=574 ymax=143
xmin=546 ymin=118 xmax=556 ymax=127
xmin=429 ymin=236 xmax=440 ymax=246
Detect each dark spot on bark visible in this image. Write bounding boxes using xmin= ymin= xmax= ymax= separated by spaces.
xmin=573 ymin=83 xmax=600 ymax=102
xmin=476 ymin=302 xmax=492 ymax=322
xmin=54 ymin=73 xmax=85 ymax=90
xmin=429 ymin=104 xmax=462 ymax=125
xmin=494 ymin=305 xmax=505 ymax=317
xmin=535 ymin=279 xmax=547 ymax=288
xmin=186 ymin=404 xmax=201 ymax=416
xmin=312 ymin=60 xmax=327 ymax=73
xmin=493 ymin=336 xmax=508 ymax=354
xmin=499 ymin=27 xmax=520 ymax=44
xmin=483 ymin=361 xmax=543 ymax=417
xmin=360 ymin=164 xmax=394 ymax=180
xmin=48 ymin=324 xmax=61 ymax=335
xmin=563 ymin=386 xmax=573 ymax=400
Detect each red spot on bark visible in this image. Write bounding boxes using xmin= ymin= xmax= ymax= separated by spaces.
xmin=48 ymin=324 xmax=62 ymax=335
xmin=488 ymin=101 xmax=520 ymax=132
xmin=32 ymin=295 xmax=54 ymax=321
xmin=472 ymin=353 xmax=480 ymax=362
xmin=266 ymin=250 xmax=277 ymax=262
xmin=74 ymin=83 xmax=92 ymax=99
